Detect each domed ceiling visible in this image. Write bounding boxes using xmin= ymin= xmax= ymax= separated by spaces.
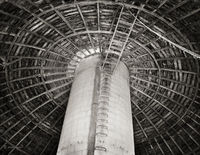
xmin=0 ymin=0 xmax=200 ymax=154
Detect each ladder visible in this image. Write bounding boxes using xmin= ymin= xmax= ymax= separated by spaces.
xmin=102 ymin=5 xmax=139 ymax=73
xmin=95 ymin=65 xmax=112 ymax=152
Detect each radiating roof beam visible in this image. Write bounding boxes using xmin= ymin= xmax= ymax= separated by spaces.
xmin=45 ymin=0 xmax=75 ymax=33
xmin=97 ymin=2 xmax=102 ymax=53
xmin=0 ymin=137 xmax=30 ymax=155
xmin=8 ymin=56 xmax=69 ymax=64
xmin=7 ymin=106 xmax=61 ymax=155
xmin=9 ymin=72 xmax=70 ymax=83
xmin=131 ymin=80 xmax=192 ymax=108
xmin=165 ymin=0 xmax=190 ymax=14
xmin=47 ymin=0 xmax=93 ymax=56
xmin=131 ymin=72 xmax=196 ymax=89
xmin=126 ymin=0 xmax=193 ymax=53
xmin=76 ymin=4 xmax=95 ymax=51
xmin=97 ymin=2 xmax=100 ymax=31
xmin=0 ymin=95 xmax=67 ymax=138
xmin=131 ymin=85 xmax=181 ymax=118
xmin=154 ymin=138 xmax=165 ymax=155
xmin=12 ymin=77 xmax=72 ymax=94
xmin=152 ymin=0 xmax=168 ymax=13
xmin=9 ymin=1 xmax=81 ymax=53
xmin=109 ymin=6 xmax=121 ymax=31
xmin=131 ymin=83 xmax=199 ymax=126
xmin=0 ymin=111 xmax=22 ymax=127
xmin=0 ymin=10 xmax=26 ymax=21
xmin=148 ymin=107 xmax=182 ymax=154
xmin=131 ymin=13 xmax=200 ymax=58
xmin=131 ymin=67 xmax=197 ymax=75
xmin=182 ymin=127 xmax=199 ymax=146
xmin=134 ymin=116 xmax=157 ymax=154
xmin=40 ymin=137 xmax=54 ymax=155
xmin=171 ymin=8 xmax=200 ymax=25
xmin=8 ymin=80 xmax=71 ymax=110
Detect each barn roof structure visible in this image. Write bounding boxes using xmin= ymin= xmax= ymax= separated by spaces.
xmin=0 ymin=0 xmax=200 ymax=154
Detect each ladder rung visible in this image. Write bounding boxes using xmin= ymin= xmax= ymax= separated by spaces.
xmin=95 ymin=146 xmax=107 ymax=151
xmin=116 ymin=30 xmax=129 ymax=36
xmin=110 ymin=46 xmax=122 ymax=51
xmin=102 ymin=60 xmax=117 ymax=65
xmin=105 ymin=49 xmax=120 ymax=55
xmin=111 ymin=41 xmax=123 ymax=46
xmin=118 ymin=20 xmax=133 ymax=27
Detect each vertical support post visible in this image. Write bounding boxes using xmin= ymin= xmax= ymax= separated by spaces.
xmin=57 ymin=55 xmax=135 ymax=155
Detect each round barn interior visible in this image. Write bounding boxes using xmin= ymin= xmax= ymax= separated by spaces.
xmin=0 ymin=0 xmax=200 ymax=155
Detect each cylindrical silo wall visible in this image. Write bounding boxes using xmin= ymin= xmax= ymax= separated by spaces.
xmin=57 ymin=55 xmax=100 ymax=155
xmin=57 ymin=56 xmax=134 ymax=155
